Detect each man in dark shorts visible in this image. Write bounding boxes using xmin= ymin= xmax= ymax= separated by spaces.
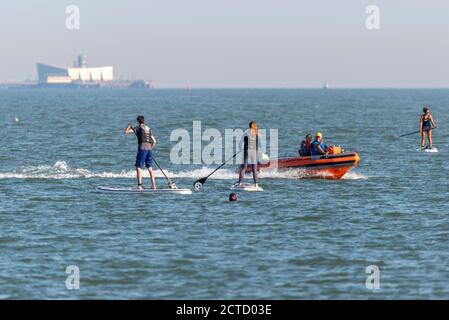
xmin=124 ymin=115 xmax=157 ymax=190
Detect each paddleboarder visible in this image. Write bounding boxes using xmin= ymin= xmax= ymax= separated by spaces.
xmin=420 ymin=106 xmax=437 ymax=150
xmin=124 ymin=115 xmax=157 ymax=190
xmin=236 ymin=121 xmax=264 ymax=188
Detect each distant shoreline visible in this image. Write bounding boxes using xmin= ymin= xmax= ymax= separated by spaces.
xmin=1 ymin=85 xmax=449 ymax=90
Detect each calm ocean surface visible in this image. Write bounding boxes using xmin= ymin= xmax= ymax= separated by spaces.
xmin=1 ymin=88 xmax=449 ymax=299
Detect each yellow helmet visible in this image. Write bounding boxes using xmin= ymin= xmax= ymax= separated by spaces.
xmin=315 ymin=132 xmax=323 ymax=138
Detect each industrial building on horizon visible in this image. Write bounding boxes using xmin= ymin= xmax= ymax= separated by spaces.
xmin=0 ymin=54 xmax=153 ymax=89
xmin=36 ymin=54 xmax=114 ymax=86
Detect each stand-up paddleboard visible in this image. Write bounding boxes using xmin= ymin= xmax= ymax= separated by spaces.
xmin=230 ymin=183 xmax=264 ymax=192
xmin=416 ymin=147 xmax=439 ymax=153
xmin=97 ymin=186 xmax=192 ymax=195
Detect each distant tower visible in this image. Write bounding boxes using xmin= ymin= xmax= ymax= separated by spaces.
xmin=77 ymin=54 xmax=87 ymax=68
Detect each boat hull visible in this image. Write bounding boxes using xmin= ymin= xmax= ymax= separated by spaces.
xmin=244 ymin=152 xmax=360 ymax=179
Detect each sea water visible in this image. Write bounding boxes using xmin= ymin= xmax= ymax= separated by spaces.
xmin=1 ymin=88 xmax=449 ymax=299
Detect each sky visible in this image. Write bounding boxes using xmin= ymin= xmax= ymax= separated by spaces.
xmin=0 ymin=0 xmax=448 ymax=87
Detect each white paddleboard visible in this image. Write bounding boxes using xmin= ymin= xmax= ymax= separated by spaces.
xmin=97 ymin=186 xmax=192 ymax=195
xmin=416 ymin=147 xmax=439 ymax=153
xmin=230 ymin=183 xmax=264 ymax=192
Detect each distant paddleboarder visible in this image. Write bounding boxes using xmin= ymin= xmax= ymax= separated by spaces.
xmin=236 ymin=121 xmax=263 ymax=188
xmin=124 ymin=115 xmax=157 ymax=190
xmin=420 ymin=106 xmax=437 ymax=150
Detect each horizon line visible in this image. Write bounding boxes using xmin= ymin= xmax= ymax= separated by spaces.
xmin=1 ymin=84 xmax=449 ymax=90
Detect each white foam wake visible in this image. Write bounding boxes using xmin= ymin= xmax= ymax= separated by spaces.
xmin=0 ymin=161 xmax=368 ymax=180
xmin=0 ymin=161 xmax=139 ymax=179
xmin=341 ymin=171 xmax=369 ymax=180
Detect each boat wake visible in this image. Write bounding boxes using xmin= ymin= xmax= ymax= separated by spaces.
xmin=0 ymin=161 xmax=369 ymax=180
xmin=341 ymin=171 xmax=369 ymax=180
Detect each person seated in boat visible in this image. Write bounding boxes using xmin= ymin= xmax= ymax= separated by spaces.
xmin=311 ymin=132 xmax=329 ymax=156
xmin=299 ymin=134 xmax=312 ymax=157
xmin=420 ymin=106 xmax=437 ymax=150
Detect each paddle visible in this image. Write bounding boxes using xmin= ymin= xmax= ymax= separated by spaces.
xmin=399 ymin=127 xmax=437 ymax=138
xmin=152 ymin=157 xmax=177 ymax=189
xmin=193 ymin=151 xmax=241 ymax=191
xmin=398 ymin=130 xmax=420 ymax=138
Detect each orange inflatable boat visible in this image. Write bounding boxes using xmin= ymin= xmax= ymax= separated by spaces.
xmin=244 ymin=151 xmax=360 ymax=179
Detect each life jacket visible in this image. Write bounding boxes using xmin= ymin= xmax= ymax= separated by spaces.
xmin=136 ymin=124 xmax=153 ymax=145
xmin=299 ymin=140 xmax=311 ymax=156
